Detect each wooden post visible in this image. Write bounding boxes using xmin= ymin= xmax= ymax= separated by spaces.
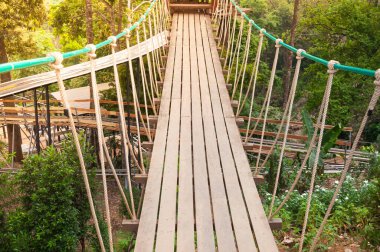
xmin=33 ymin=89 xmax=40 ymax=154
xmin=45 ymin=85 xmax=52 ymax=146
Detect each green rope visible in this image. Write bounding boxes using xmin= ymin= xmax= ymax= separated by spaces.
xmin=0 ymin=0 xmax=157 ymax=74
xmin=230 ymin=0 xmax=376 ymax=77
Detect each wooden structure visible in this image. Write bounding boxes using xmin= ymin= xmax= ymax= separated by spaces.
xmin=134 ymin=13 xmax=277 ymax=251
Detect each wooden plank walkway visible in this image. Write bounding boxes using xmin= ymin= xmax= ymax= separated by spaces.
xmin=135 ymin=13 xmax=278 ymax=252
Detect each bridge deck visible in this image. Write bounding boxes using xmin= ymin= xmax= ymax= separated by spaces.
xmin=135 ymin=13 xmax=277 ymax=251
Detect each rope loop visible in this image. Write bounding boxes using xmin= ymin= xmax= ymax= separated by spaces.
xmin=375 ymin=69 xmax=380 ymax=86
xmin=275 ymin=38 xmax=283 ymax=48
xmin=296 ymin=49 xmax=305 ymax=60
xmin=327 ymin=60 xmax=340 ymax=74
xmin=134 ymin=22 xmax=140 ymax=30
xmin=47 ymin=52 xmax=64 ymax=70
xmin=249 ymin=19 xmax=255 ymax=26
xmin=108 ymin=36 xmax=117 ymax=48
xmin=85 ymin=44 xmax=97 ymax=59
xmin=259 ymin=28 xmax=266 ymax=37
xmin=124 ymin=28 xmax=131 ymax=39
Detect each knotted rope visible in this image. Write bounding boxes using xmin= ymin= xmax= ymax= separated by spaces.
xmin=254 ymin=39 xmax=282 ymax=173
xmin=243 ymin=28 xmax=266 ymax=143
xmin=85 ymin=44 xmax=114 ymax=252
xmin=309 ymin=69 xmax=380 ymax=251
xmin=237 ymin=27 xmax=265 ymax=115
xmin=299 ymin=60 xmax=339 ymax=252
xmin=224 ymin=9 xmax=238 ymax=70
xmin=268 ymin=49 xmax=305 ymax=217
xmin=108 ymin=36 xmax=136 ymax=219
xmin=227 ymin=15 xmax=244 ymax=84
xmin=125 ymin=30 xmax=146 ymax=174
xmin=48 ymin=52 xmax=106 ymax=252
xmin=235 ymin=23 xmax=252 ymax=108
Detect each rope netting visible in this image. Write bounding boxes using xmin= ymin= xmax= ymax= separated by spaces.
xmin=213 ymin=0 xmax=379 ymax=250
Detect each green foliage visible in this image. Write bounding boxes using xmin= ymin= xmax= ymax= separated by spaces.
xmin=0 ymin=133 xmax=108 ymax=251
xmin=299 ymin=0 xmax=380 ymax=127
xmin=115 ymin=231 xmax=135 ymax=252
xmin=9 ymin=146 xmax=80 ymax=251
xmin=301 ymin=110 xmax=342 ymax=170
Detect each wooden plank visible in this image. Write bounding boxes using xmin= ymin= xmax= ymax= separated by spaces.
xmin=134 ymin=14 xmax=179 ymax=252
xmin=0 ymin=32 xmax=169 ymax=98
xmin=154 ymin=12 xmax=183 ymax=252
xmin=170 ymin=3 xmax=213 ymax=10
xmin=205 ymin=17 xmax=278 ymax=251
xmin=200 ymin=14 xmax=257 ymax=252
xmin=176 ymin=13 xmax=195 ymax=252
xmin=195 ymin=13 xmax=236 ymax=252
xmin=191 ymin=13 xmax=215 ymax=252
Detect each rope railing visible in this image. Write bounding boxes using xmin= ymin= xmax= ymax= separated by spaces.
xmin=0 ymin=0 xmax=158 ymax=74
xmin=214 ymin=0 xmax=379 ymax=251
xmin=226 ymin=0 xmax=376 ymax=77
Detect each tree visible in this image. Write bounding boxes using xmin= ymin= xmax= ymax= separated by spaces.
xmin=4 ymin=133 xmax=103 ymax=251
xmin=0 ymin=0 xmax=46 ymax=162
xmin=281 ymin=0 xmax=301 ymax=109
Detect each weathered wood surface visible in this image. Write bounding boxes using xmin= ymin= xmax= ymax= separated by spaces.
xmin=0 ymin=32 xmax=168 ymax=98
xmin=135 ymin=13 xmax=278 ymax=251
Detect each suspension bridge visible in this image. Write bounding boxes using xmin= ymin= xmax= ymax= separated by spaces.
xmin=0 ymin=0 xmax=379 ymax=251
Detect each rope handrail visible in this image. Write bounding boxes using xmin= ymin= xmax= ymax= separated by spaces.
xmin=0 ymin=0 xmax=157 ymax=74
xmin=229 ymin=0 xmax=376 ymax=77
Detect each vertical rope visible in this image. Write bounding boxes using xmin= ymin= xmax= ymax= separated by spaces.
xmin=220 ymin=2 xmax=233 ymax=57
xmin=237 ymin=27 xmax=264 ymax=115
xmin=136 ymin=26 xmax=153 ymax=141
xmin=143 ymin=20 xmax=158 ymax=115
xmin=309 ymin=69 xmax=380 ymax=251
xmin=254 ymin=39 xmax=282 ymax=172
xmin=85 ymin=44 xmax=114 ymax=252
xmin=224 ymin=9 xmax=237 ymax=69
xmin=298 ymin=60 xmax=338 ymax=252
xmin=268 ymin=49 xmax=305 ymax=217
xmin=243 ymin=29 xmax=266 ymax=143
xmin=228 ymin=15 xmax=244 ymax=84
xmin=108 ymin=36 xmax=136 ymax=219
xmin=148 ymin=14 xmax=161 ymax=96
xmin=125 ymin=31 xmax=146 ymax=174
xmin=269 ymin=74 xmax=330 ymax=219
xmin=48 ymin=52 xmax=106 ymax=252
xmin=235 ymin=24 xmax=252 ymax=107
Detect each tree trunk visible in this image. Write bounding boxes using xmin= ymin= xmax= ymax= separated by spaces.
xmin=85 ymin=0 xmax=94 ymax=44
xmin=0 ymin=36 xmax=23 ymax=162
xmin=117 ymin=0 xmax=124 ymax=34
xmin=282 ymin=0 xmax=300 ymax=109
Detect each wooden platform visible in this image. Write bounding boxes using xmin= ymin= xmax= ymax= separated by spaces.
xmin=135 ymin=13 xmax=278 ymax=251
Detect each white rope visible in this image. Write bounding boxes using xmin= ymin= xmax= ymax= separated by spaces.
xmin=48 ymin=52 xmax=106 ymax=252
xmin=136 ymin=26 xmax=153 ymax=141
xmin=85 ymin=44 xmax=114 ymax=252
xmin=125 ymin=31 xmax=146 ymax=174
xmin=269 ymin=74 xmax=330 ymax=219
xmin=235 ymin=24 xmax=252 ymax=109
xmin=221 ymin=2 xmax=233 ymax=57
xmin=224 ymin=9 xmax=238 ymax=69
xmin=243 ymin=29 xmax=266 ymax=143
xmin=143 ymin=21 xmax=158 ymax=115
xmin=268 ymin=49 xmax=305 ymax=218
xmin=237 ymin=27 xmax=265 ymax=115
xmin=228 ymin=15 xmax=244 ymax=84
xmin=108 ymin=36 xmax=136 ymax=219
xmin=309 ymin=69 xmax=380 ymax=251
xmin=299 ymin=60 xmax=338 ymax=252
xmin=254 ymin=39 xmax=282 ymax=173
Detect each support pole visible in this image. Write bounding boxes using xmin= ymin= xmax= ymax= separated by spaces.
xmin=33 ymin=89 xmax=40 ymax=154
xmin=45 ymin=85 xmax=52 ymax=146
